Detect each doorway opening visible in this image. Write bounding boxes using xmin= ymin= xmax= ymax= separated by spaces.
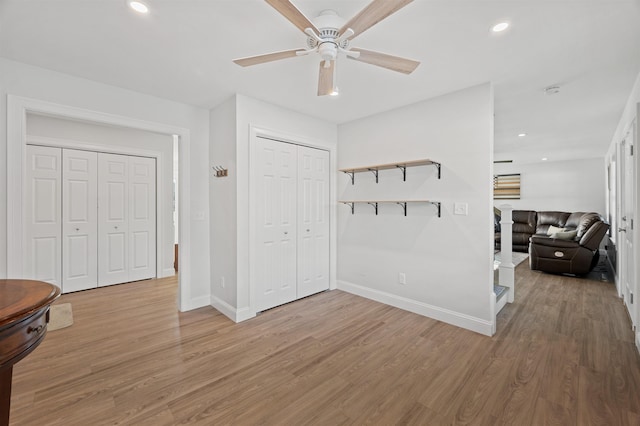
xmin=7 ymin=95 xmax=192 ymax=310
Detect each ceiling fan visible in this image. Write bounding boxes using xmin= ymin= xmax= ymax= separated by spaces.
xmin=233 ymin=0 xmax=420 ymax=96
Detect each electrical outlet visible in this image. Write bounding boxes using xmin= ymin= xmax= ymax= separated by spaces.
xmin=454 ymin=202 xmax=468 ymax=215
xmin=399 ymin=272 xmax=406 ymax=285
xmin=220 ymin=276 xmax=225 ymax=288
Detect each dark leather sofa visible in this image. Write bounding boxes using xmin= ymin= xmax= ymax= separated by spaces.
xmin=496 ymin=210 xmax=609 ymax=275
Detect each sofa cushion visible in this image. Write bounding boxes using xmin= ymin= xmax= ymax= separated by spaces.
xmin=565 ymin=212 xmax=586 ymax=229
xmin=577 ymin=212 xmax=601 ymax=238
xmin=536 ymin=212 xmax=570 ymax=236
xmin=512 ymin=210 xmax=537 ymax=234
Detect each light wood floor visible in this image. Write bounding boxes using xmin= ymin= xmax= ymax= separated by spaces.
xmin=10 ymin=263 xmax=640 ymax=425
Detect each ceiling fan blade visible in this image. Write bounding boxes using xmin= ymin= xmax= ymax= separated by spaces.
xmin=348 ymin=48 xmax=420 ymax=74
xmin=339 ymin=0 xmax=414 ymax=40
xmin=317 ymin=61 xmax=335 ymax=96
xmin=265 ymin=0 xmax=320 ymax=34
xmin=233 ymin=49 xmax=301 ymax=67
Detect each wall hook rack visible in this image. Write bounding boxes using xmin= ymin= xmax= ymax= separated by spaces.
xmin=212 ymin=166 xmax=228 ymax=177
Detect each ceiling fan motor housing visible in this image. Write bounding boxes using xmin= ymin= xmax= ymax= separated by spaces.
xmin=307 ymin=10 xmax=349 ymax=50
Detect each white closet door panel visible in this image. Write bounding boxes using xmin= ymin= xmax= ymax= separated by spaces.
xmin=255 ymin=139 xmax=297 ymax=311
xmin=128 ymin=156 xmax=156 ymax=281
xmin=62 ymin=149 xmax=98 ymax=293
xmin=297 ymin=146 xmax=330 ymax=298
xmin=25 ymin=145 xmax=62 ymax=287
xmin=98 ymin=153 xmax=130 ymax=286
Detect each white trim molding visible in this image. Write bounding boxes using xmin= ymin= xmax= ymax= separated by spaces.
xmin=7 ymin=94 xmax=195 ymax=311
xmin=337 ymin=280 xmax=494 ymax=336
xmin=210 ymin=294 xmax=256 ymax=323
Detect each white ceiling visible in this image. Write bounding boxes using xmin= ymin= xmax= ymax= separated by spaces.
xmin=1 ymin=0 xmax=639 ymax=164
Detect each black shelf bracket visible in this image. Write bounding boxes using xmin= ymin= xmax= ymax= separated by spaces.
xmin=367 ymin=202 xmax=379 ymax=215
xmin=429 ymin=202 xmax=441 ymax=217
xmin=396 ymin=202 xmax=408 ymax=216
xmin=343 ymin=171 xmax=355 ymax=185
xmin=395 ymin=165 xmax=407 ymax=181
xmin=433 ymin=162 xmax=441 ymax=179
xmin=367 ymin=168 xmax=379 ymax=183
xmin=343 ymin=202 xmax=355 ymax=214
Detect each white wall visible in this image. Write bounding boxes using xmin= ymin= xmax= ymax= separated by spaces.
xmin=210 ymin=97 xmax=238 ymax=309
xmin=337 ymin=83 xmax=495 ymax=335
xmin=493 ymin=158 xmax=606 ymax=215
xmin=209 ymin=94 xmax=338 ymax=321
xmin=0 ymin=57 xmax=211 ymax=310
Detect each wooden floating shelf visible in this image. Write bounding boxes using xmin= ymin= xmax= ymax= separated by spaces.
xmin=339 ymin=159 xmax=441 ymax=184
xmin=339 ymin=200 xmax=441 ymax=217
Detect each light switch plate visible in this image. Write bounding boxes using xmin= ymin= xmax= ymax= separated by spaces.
xmin=454 ymin=202 xmax=468 ymax=216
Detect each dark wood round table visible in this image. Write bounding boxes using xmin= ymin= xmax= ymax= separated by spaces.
xmin=0 ymin=279 xmax=60 ymax=426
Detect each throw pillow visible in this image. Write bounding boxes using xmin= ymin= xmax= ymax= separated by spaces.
xmin=550 ymin=229 xmax=578 ymax=240
xmin=547 ymin=225 xmax=564 ymax=235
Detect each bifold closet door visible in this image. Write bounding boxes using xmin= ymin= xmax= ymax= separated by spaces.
xmin=255 ymin=139 xmax=298 ymax=312
xmin=62 ymin=149 xmax=98 ymax=292
xmin=25 ymin=145 xmax=62 ymax=287
xmin=297 ymin=146 xmax=330 ymax=298
xmin=254 ymin=139 xmax=330 ymax=312
xmin=127 ymin=155 xmax=157 ymax=282
xmin=98 ymin=153 xmax=156 ymax=286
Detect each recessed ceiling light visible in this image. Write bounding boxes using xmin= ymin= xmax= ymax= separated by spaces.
xmin=128 ymin=1 xmax=149 ymax=14
xmin=492 ymin=22 xmax=510 ymax=33
xmin=541 ymin=157 xmax=548 ymax=161
xmin=518 ymin=133 xmax=527 ymax=137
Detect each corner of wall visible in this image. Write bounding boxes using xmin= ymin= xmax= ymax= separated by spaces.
xmin=210 ymin=293 xmax=255 ymax=323
xmin=209 ymin=96 xmax=239 ymax=309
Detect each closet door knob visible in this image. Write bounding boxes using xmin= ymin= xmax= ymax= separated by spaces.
xmin=75 ymin=228 xmax=79 ymax=231
xmin=284 ymin=231 xmax=288 ymax=235
xmin=306 ymin=229 xmax=310 ymax=232
xmin=115 ymin=226 xmax=118 ymax=230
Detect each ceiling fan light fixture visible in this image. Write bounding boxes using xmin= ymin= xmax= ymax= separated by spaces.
xmin=491 ymin=22 xmax=509 ymax=33
xmin=238 ymin=0 xmax=421 ymax=96
xmin=128 ymin=0 xmax=149 ymax=14
xmin=318 ymin=43 xmax=338 ymax=62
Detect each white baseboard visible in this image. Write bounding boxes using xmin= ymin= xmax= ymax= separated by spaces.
xmin=181 ymin=294 xmax=211 ymax=311
xmin=495 ymin=290 xmax=509 ymax=315
xmin=236 ymin=307 xmax=255 ymax=322
xmin=490 ymin=291 xmax=497 ymax=336
xmin=337 ymin=280 xmax=494 ymax=336
xmin=210 ymin=294 xmax=256 ymax=323
xmin=161 ymin=267 xmax=176 ymax=278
